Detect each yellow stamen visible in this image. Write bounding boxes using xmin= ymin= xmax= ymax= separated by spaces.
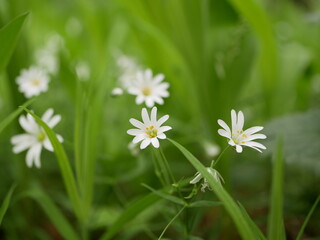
xmin=31 ymin=79 xmax=41 ymax=86
xmin=142 ymin=87 xmax=151 ymax=96
xmin=146 ymin=125 xmax=157 ymax=138
xmin=37 ymin=131 xmax=46 ymax=142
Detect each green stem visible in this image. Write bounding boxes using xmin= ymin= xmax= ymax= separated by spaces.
xmin=210 ymin=145 xmax=230 ymax=168
xmin=151 ymin=149 xmax=167 ymax=186
xmin=158 ymin=206 xmax=185 ymax=240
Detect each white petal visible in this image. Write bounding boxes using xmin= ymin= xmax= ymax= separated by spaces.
xmin=26 ymin=143 xmax=42 ymax=168
xmin=237 ymin=111 xmax=244 ymax=131
xmin=145 ymin=97 xmax=154 ymax=108
xmin=41 ymin=108 xmax=54 ymax=123
xmin=141 ymin=108 xmax=150 ymax=124
xmin=153 ymin=74 xmax=164 ymax=84
xmin=151 ymin=107 xmax=157 ymax=123
xmin=242 ymin=141 xmax=266 ymax=150
xmin=245 ymin=134 xmax=266 ymax=141
xmin=43 ymin=138 xmax=54 ymax=152
xmin=157 ymin=133 xmax=166 ymax=139
xmin=129 ymin=118 xmax=145 ymax=129
xmin=158 ymin=126 xmax=172 ymax=133
xmin=19 ymin=115 xmax=38 ymax=134
xmin=47 ymin=115 xmax=61 ymax=128
xmin=218 ymin=129 xmax=231 ymax=139
xmin=243 ymin=126 xmax=263 ymax=135
xmin=56 ymin=134 xmax=64 ymax=143
xmin=153 ymin=96 xmax=164 ymax=105
xmin=235 ymin=145 xmax=243 ymax=153
xmin=151 ymin=138 xmax=160 ymax=148
xmin=228 ymin=139 xmax=236 ymax=146
xmin=127 ymin=129 xmax=144 ymax=136
xmin=140 ymin=138 xmax=151 ymax=149
xmin=135 ymin=95 xmax=145 ymax=104
xmin=157 ymin=115 xmax=169 ymax=127
xmin=145 ymin=69 xmax=152 ymax=80
xmin=217 ymin=119 xmax=231 ymax=133
xmin=231 ymin=109 xmax=237 ymax=132
xmin=190 ymin=172 xmax=202 ymax=184
xmin=133 ymin=134 xmax=145 ymax=144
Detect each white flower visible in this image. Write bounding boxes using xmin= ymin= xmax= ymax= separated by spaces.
xmin=116 ymin=54 xmax=141 ymax=89
xmin=218 ymin=109 xmax=267 ymax=153
xmin=35 ymin=49 xmax=58 ymax=74
xmin=128 ymin=69 xmax=169 ymax=108
xmin=190 ymin=167 xmax=224 ymax=192
xmin=75 ymin=61 xmax=91 ymax=81
xmin=11 ymin=109 xmax=63 ymax=168
xmin=111 ymin=87 xmax=124 ymax=97
xmin=127 ymin=107 xmax=172 ymax=149
xmin=203 ymin=141 xmax=220 ymax=158
xmin=16 ymin=67 xmax=50 ymax=98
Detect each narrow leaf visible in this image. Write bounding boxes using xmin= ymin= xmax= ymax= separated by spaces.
xmin=0 ymin=12 xmax=29 ymax=72
xmin=0 ymin=184 xmax=16 ymax=225
xmin=25 ymin=188 xmax=79 ymax=240
xmin=188 ymin=200 xmax=221 ymax=208
xmin=99 ymin=193 xmax=161 ymax=240
xmin=296 ymin=195 xmax=320 ymax=240
xmin=268 ymin=138 xmax=285 ymax=239
xmin=21 ymin=107 xmax=83 ymax=221
xmin=0 ymin=98 xmax=35 ymax=135
xmin=142 ymin=183 xmax=185 ymax=206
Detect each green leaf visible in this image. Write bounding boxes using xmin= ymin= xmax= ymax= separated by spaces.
xmin=99 ymin=193 xmax=161 ymax=240
xmin=168 ymin=138 xmax=259 ymax=240
xmin=238 ymin=202 xmax=266 ymax=240
xmin=0 ymin=12 xmax=29 ymax=73
xmin=142 ymin=183 xmax=185 ymax=206
xmin=188 ymin=200 xmax=221 ymax=208
xmin=296 ymin=195 xmax=320 ymax=240
xmin=0 ymin=184 xmax=16 ymax=225
xmin=227 ymin=0 xmax=278 ymax=115
xmin=0 ymin=98 xmax=35 ymax=135
xmin=25 ymin=188 xmax=79 ymax=240
xmin=268 ymin=138 xmax=285 ymax=240
xmin=21 ymin=107 xmax=83 ymax=221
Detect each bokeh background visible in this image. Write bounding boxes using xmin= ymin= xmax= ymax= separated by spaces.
xmin=0 ymin=0 xmax=320 ymax=239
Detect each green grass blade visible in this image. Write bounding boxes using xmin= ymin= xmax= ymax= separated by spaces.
xmin=158 ymin=206 xmax=185 ymax=240
xmin=238 ymin=202 xmax=266 ymax=240
xmin=25 ymin=188 xmax=79 ymax=240
xmin=188 ymin=200 xmax=221 ymax=208
xmin=227 ymin=0 xmax=278 ymax=115
xmin=99 ymin=193 xmax=161 ymax=240
xmin=0 ymin=98 xmax=35 ymax=135
xmin=0 ymin=184 xmax=16 ymax=225
xmin=142 ymin=183 xmax=185 ymax=206
xmin=168 ymin=138 xmax=258 ymax=240
xmin=21 ymin=107 xmax=83 ymax=221
xmin=0 ymin=12 xmax=29 ymax=73
xmin=268 ymin=138 xmax=285 ymax=240
xmin=296 ymin=195 xmax=320 ymax=240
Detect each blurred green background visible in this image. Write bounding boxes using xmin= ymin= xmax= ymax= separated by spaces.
xmin=1 ymin=0 xmax=320 ymax=239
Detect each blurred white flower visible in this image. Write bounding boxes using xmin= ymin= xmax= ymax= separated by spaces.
xmin=35 ymin=49 xmax=58 ymax=74
xmin=128 ymin=142 xmax=140 ymax=156
xmin=11 ymin=109 xmax=63 ymax=168
xmin=111 ymin=87 xmax=124 ymax=97
xmin=203 ymin=141 xmax=220 ymax=158
xmin=116 ymin=54 xmax=141 ymax=89
xmin=128 ymin=69 xmax=169 ymax=108
xmin=75 ymin=61 xmax=91 ymax=81
xmin=218 ymin=109 xmax=267 ymax=153
xmin=127 ymin=107 xmax=171 ymax=149
xmin=65 ymin=17 xmax=83 ymax=37
xmin=190 ymin=167 xmax=224 ymax=192
xmin=16 ymin=66 xmax=50 ymax=98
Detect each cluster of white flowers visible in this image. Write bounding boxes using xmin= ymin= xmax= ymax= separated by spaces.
xmin=113 ymin=54 xmax=170 ymax=108
xmin=15 ymin=34 xmax=62 ymax=98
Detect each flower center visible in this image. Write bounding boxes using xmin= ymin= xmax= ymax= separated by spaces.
xmin=31 ymin=78 xmax=41 ymax=86
xmin=37 ymin=131 xmax=46 ymax=142
xmin=145 ymin=125 xmax=157 ymax=138
xmin=232 ymin=130 xmax=247 ymax=144
xmin=142 ymin=87 xmax=151 ymax=96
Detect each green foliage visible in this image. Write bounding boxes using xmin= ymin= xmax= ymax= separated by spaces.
xmin=0 ymin=184 xmax=16 ymax=225
xmin=0 ymin=12 xmax=28 ymax=73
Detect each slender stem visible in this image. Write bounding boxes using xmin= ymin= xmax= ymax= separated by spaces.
xmin=210 ymin=145 xmax=230 ymax=168
xmin=151 ymin=149 xmax=166 ymax=186
xmin=159 ymin=147 xmax=176 ymax=184
xmin=158 ymin=206 xmax=186 ymax=240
